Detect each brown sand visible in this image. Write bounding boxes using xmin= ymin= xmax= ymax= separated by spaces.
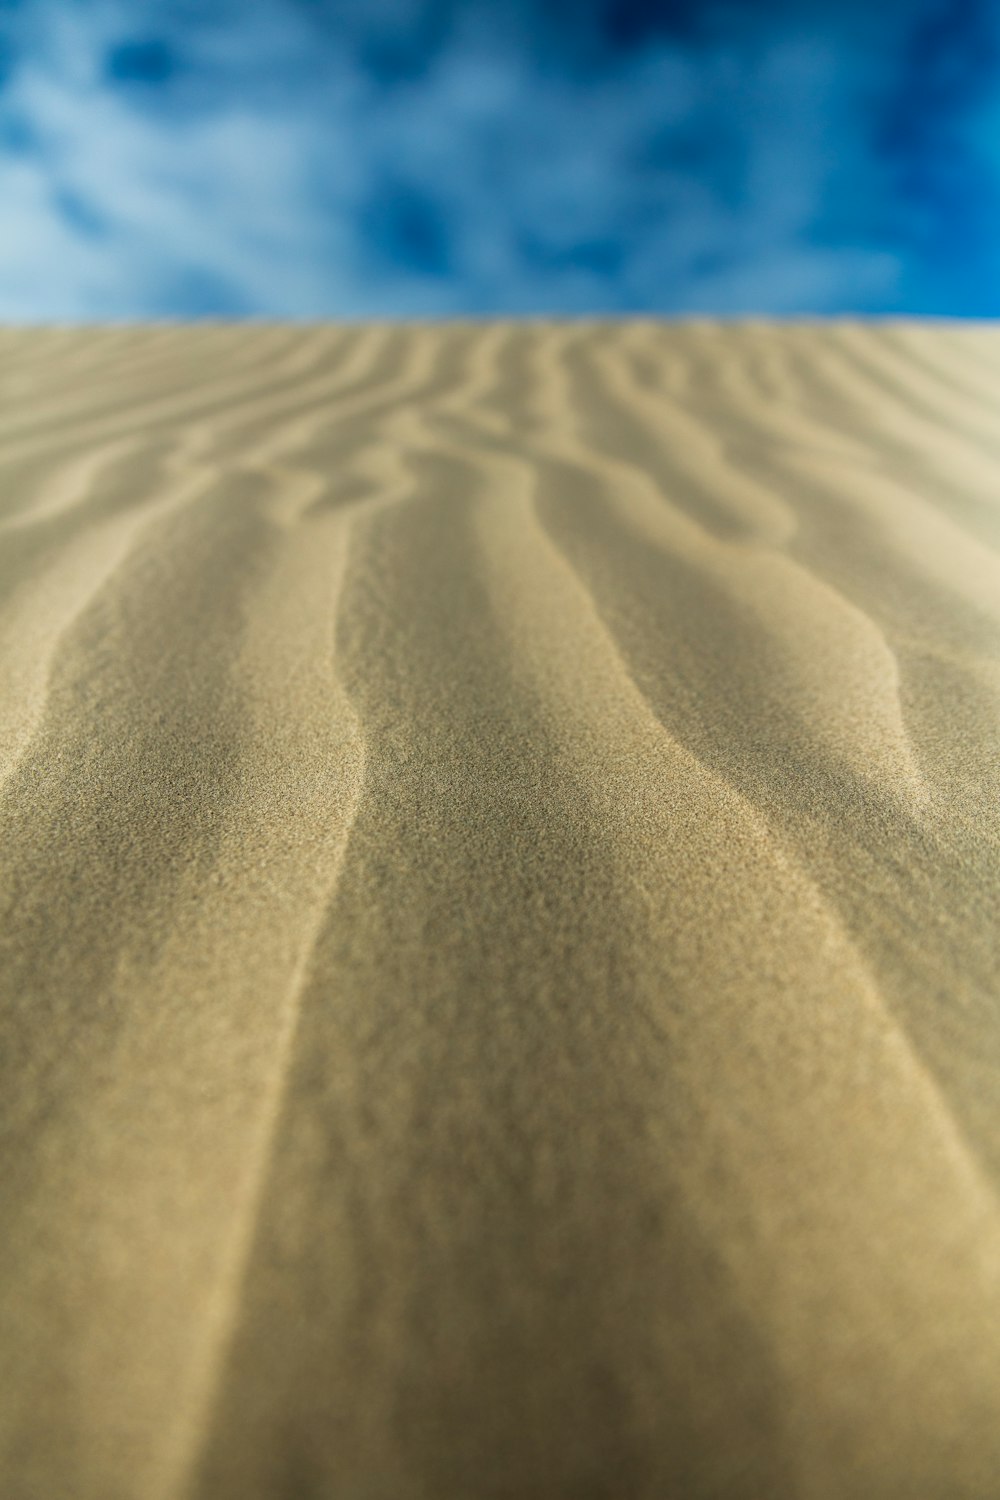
xmin=0 ymin=321 xmax=999 ymax=1499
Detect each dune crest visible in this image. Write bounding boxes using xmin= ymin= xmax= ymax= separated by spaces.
xmin=1 ymin=323 xmax=999 ymax=1500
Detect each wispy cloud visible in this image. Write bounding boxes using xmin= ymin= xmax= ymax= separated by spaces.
xmin=0 ymin=0 xmax=997 ymax=319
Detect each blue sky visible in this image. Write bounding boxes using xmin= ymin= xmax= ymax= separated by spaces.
xmin=1 ymin=0 xmax=999 ymax=319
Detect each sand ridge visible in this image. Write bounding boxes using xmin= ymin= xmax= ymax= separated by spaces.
xmin=0 ymin=322 xmax=999 ymax=1499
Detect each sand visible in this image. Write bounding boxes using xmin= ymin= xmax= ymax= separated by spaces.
xmin=0 ymin=320 xmax=999 ymax=1499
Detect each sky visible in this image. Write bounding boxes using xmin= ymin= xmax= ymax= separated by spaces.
xmin=1 ymin=0 xmax=999 ymax=319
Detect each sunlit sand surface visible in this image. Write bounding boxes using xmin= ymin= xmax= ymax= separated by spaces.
xmin=1 ymin=321 xmax=999 ymax=1499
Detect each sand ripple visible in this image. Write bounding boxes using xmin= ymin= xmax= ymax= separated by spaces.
xmin=1 ymin=323 xmax=999 ymax=1499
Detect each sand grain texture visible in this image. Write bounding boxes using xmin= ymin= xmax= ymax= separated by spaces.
xmin=1 ymin=321 xmax=999 ymax=1499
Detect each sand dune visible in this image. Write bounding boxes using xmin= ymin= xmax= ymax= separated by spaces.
xmin=1 ymin=322 xmax=999 ymax=1499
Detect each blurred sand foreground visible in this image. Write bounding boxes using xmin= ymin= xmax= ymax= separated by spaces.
xmin=0 ymin=322 xmax=999 ymax=1499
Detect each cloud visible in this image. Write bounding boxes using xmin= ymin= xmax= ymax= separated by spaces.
xmin=0 ymin=0 xmax=997 ymax=318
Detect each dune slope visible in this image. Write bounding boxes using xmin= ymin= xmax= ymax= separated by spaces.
xmin=1 ymin=321 xmax=999 ymax=1500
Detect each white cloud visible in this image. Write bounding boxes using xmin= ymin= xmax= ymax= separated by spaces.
xmin=0 ymin=0 xmax=991 ymax=318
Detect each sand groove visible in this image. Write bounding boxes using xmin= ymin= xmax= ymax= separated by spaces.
xmin=1 ymin=323 xmax=999 ymax=1500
